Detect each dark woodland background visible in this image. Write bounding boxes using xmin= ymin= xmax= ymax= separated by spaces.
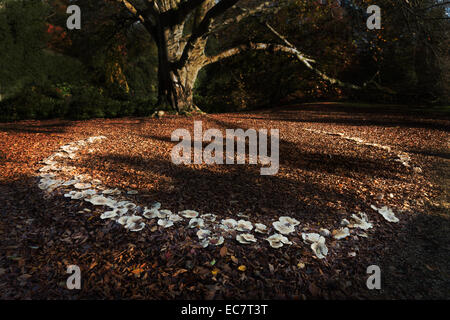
xmin=0 ymin=0 xmax=448 ymax=121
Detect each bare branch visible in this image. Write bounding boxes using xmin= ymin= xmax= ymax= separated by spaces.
xmin=161 ymin=0 xmax=209 ymax=28
xmin=263 ymin=22 xmax=361 ymax=89
xmin=206 ymin=1 xmax=283 ymax=37
xmin=119 ymin=0 xmax=145 ymax=23
xmin=174 ymin=0 xmax=240 ymax=69
xmin=204 ymin=23 xmax=396 ymax=93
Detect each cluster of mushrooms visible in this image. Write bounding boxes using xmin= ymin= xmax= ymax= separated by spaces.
xmin=37 ymin=135 xmax=401 ymax=260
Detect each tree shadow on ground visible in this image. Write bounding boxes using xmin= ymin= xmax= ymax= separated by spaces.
xmin=204 ymin=116 xmax=411 ymax=182
xmin=228 ymin=104 xmax=450 ymax=131
xmin=80 ymin=152 xmax=375 ymax=225
xmin=367 ymin=209 xmax=450 ymax=299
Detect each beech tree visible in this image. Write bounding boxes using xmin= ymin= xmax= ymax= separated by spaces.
xmin=111 ymin=0 xmax=371 ymax=111
xmin=58 ymin=0 xmax=449 ymax=110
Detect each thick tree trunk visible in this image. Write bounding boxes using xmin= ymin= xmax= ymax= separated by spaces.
xmin=156 ymin=29 xmax=208 ymax=112
xmin=124 ymin=1 xmax=370 ymax=112
xmin=155 ymin=44 xmax=204 ymax=112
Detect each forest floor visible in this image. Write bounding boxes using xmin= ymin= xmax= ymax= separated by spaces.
xmin=0 ymin=102 xmax=449 ymax=299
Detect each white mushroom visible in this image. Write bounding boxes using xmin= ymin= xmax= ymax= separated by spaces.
xmin=82 ymin=189 xmax=97 ymax=197
xmin=74 ymin=183 xmax=92 ymax=190
xmin=236 ymin=233 xmax=257 ymax=244
xmin=221 ymin=218 xmax=238 ymax=230
xmin=188 ymin=218 xmax=204 ymax=229
xmin=158 ymin=209 xmax=172 ymax=219
xmin=125 ymin=216 xmax=143 ymax=228
xmin=266 ymin=234 xmax=292 ymax=248
xmin=115 ymin=207 xmax=129 ymax=216
xmin=236 ymin=220 xmax=253 ymax=232
xmin=202 ymin=235 xmax=224 ymax=247
xmin=150 ymin=202 xmax=161 ymax=210
xmin=333 ymin=227 xmax=350 ymax=240
xmin=200 ymin=213 xmax=217 ymax=222
xmin=128 ymin=222 xmax=145 ymax=232
xmin=196 ymin=229 xmax=211 ymax=240
xmin=157 ymin=219 xmax=174 ymax=228
xmin=100 ymin=210 xmax=118 ymax=219
xmin=279 ymin=216 xmax=300 ymax=227
xmin=311 ymin=236 xmax=328 ymax=259
xmin=168 ymin=214 xmax=183 ymax=222
xmin=273 ymin=221 xmax=295 ymax=235
xmin=254 ymin=223 xmax=268 ymax=234
xmin=65 ymin=191 xmax=84 ymax=200
xmin=273 ymin=216 xmax=300 ymax=235
xmin=102 ymin=189 xmax=121 ymax=195
xmin=208 ymin=235 xmax=224 ymax=246
xmin=117 ymin=216 xmax=130 ymax=225
xmin=319 ymin=228 xmax=331 ymax=237
xmin=62 ymin=180 xmax=79 ymax=186
xmin=302 ymin=233 xmax=321 ymax=243
xmin=143 ymin=208 xmax=159 ymax=219
xmin=115 ymin=201 xmax=136 ymax=210
xmin=351 ymin=212 xmax=373 ymax=230
xmin=86 ymin=195 xmax=112 ymax=206
xmin=179 ymin=210 xmax=199 ymax=218
xmin=371 ymin=205 xmax=399 ymax=223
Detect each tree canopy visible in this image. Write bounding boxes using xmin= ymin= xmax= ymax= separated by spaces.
xmin=0 ymin=0 xmax=448 ymax=120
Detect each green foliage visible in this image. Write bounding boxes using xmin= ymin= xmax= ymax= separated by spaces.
xmin=0 ymin=83 xmax=157 ymax=122
xmin=65 ymin=85 xmax=157 ymax=120
xmin=0 ymin=0 xmax=48 ymax=97
xmin=0 ymin=86 xmax=66 ymax=121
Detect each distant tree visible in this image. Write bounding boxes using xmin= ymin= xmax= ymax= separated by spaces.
xmin=0 ymin=0 xmax=48 ymax=99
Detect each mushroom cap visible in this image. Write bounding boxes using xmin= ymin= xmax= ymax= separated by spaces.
xmin=157 ymin=219 xmax=174 ymax=228
xmin=236 ymin=220 xmax=253 ymax=232
xmin=302 ymin=233 xmax=321 ymax=243
xmin=333 ymin=227 xmax=350 ymax=240
xmin=255 ymin=223 xmax=268 ymax=233
xmin=179 ymin=210 xmax=199 ymax=218
xmin=221 ymin=218 xmax=238 ymax=229
xmin=101 ymin=210 xmax=118 ymax=219
xmin=236 ymin=233 xmax=257 ymax=244
xmin=74 ymin=183 xmax=92 ymax=190
xmin=279 ymin=216 xmax=300 ymax=227
xmin=143 ymin=208 xmax=159 ymax=219
xmin=196 ymin=229 xmax=211 ymax=240
xmin=200 ymin=213 xmax=217 ymax=222
xmin=168 ymin=214 xmax=183 ymax=222
xmin=273 ymin=221 xmax=295 ymax=235
xmin=188 ymin=218 xmax=205 ymax=229
xmin=266 ymin=234 xmax=291 ymax=248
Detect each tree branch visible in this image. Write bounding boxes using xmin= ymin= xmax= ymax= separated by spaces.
xmin=118 ymin=0 xmax=158 ymax=37
xmin=174 ymin=0 xmax=240 ymax=69
xmin=206 ymin=1 xmax=283 ymax=37
xmin=204 ymin=22 xmax=396 ymax=93
xmin=263 ymin=23 xmax=361 ymax=89
xmin=160 ymin=0 xmax=209 ymax=28
xmin=202 ymin=42 xmax=361 ymax=90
